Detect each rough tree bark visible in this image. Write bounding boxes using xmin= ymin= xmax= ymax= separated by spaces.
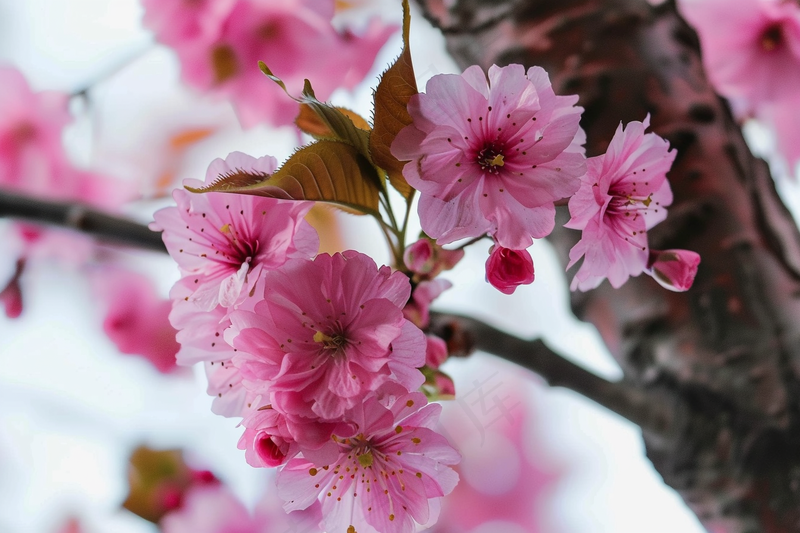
xmin=418 ymin=0 xmax=800 ymax=531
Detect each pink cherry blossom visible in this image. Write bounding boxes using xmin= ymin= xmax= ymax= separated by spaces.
xmin=0 ymin=67 xmax=133 ymax=205
xmin=392 ymin=63 xmax=586 ymax=249
xmin=228 ymin=250 xmax=426 ymax=422
xmin=759 ymin=98 xmax=800 ymax=172
xmin=153 ymin=0 xmax=394 ymax=127
xmin=0 ymin=65 xmax=71 ymax=195
xmin=152 ymin=151 xmax=319 ymax=312
xmin=646 ymin=249 xmax=701 ymax=292
xmin=484 ymin=244 xmax=535 ymax=294
xmin=167 ymin=278 xmax=254 ymax=415
xmin=142 ymin=0 xmax=236 ymax=48
xmin=678 ymin=0 xmax=800 ymax=106
xmin=566 ymin=116 xmax=676 ymax=291
xmin=277 ymin=389 xmax=460 ymax=533
xmin=91 ymin=267 xmax=180 ymax=374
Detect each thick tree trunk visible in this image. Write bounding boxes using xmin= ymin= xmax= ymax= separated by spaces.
xmin=419 ymin=0 xmax=800 ymax=531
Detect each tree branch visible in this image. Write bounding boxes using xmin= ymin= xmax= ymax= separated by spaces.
xmin=429 ymin=311 xmax=675 ymax=435
xmin=0 ymin=189 xmax=166 ymax=253
xmin=1 ymin=187 xmax=673 ymax=438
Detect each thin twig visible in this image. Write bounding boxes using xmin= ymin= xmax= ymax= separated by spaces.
xmin=429 ymin=310 xmax=675 ymax=434
xmin=0 ymin=190 xmax=166 ymax=253
xmin=0 ymin=189 xmax=671 ymax=434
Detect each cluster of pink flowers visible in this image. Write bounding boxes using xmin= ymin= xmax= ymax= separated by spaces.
xmin=155 ymin=152 xmax=460 ymax=533
xmin=142 ymin=0 xmax=396 ymax=127
xmin=0 ymin=66 xmax=182 ymax=371
xmin=393 ymin=64 xmax=699 ymax=294
xmin=679 ymin=0 xmax=800 ymax=171
xmin=155 ymin=59 xmax=705 ymax=532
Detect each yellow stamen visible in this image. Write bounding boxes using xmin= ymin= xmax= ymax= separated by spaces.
xmin=488 ymin=154 xmax=505 ymax=167
xmin=313 ymin=330 xmax=332 ymax=343
xmin=358 ymin=451 xmax=374 ymax=468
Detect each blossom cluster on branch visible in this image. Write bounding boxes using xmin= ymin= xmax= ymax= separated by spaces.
xmin=146 ymin=2 xmax=702 ymax=531
xmin=0 ymin=0 xmax=733 ymax=531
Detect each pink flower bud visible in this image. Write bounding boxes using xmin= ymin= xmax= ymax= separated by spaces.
xmin=403 ymin=238 xmax=465 ymax=278
xmin=404 ymin=238 xmax=435 ymax=274
xmin=646 ymin=249 xmax=701 ymax=292
xmin=485 ymin=246 xmax=535 ymax=294
xmin=254 ymin=431 xmax=288 ymax=468
xmin=433 ymin=371 xmax=456 ymax=398
xmin=425 ymin=334 xmax=449 ymax=369
xmin=189 ymin=469 xmax=219 ymax=486
xmin=0 ymin=259 xmax=24 ymax=319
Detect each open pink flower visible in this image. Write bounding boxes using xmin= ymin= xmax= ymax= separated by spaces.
xmin=152 ymin=151 xmax=319 ymax=312
xmin=0 ymin=67 xmax=133 ymax=205
xmin=142 ymin=0 xmax=236 ymax=48
xmin=393 ymin=64 xmax=586 ymax=249
xmin=484 ymin=244 xmax=535 ymax=294
xmin=153 ymin=0 xmax=394 ymax=127
xmin=228 ymin=251 xmax=426 ymax=422
xmin=0 ymin=66 xmax=71 ymax=195
xmin=277 ymin=389 xmax=460 ymax=533
xmin=167 ymin=278 xmax=254 ymax=416
xmin=92 ymin=267 xmax=180 ymax=374
xmin=646 ymin=249 xmax=701 ymax=292
xmin=679 ymin=0 xmax=800 ymax=105
xmin=566 ymin=116 xmax=676 ymax=291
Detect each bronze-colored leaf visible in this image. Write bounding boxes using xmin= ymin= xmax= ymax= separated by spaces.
xmin=187 ymin=140 xmax=382 ymax=217
xmin=369 ymin=0 xmax=417 ymax=199
xmin=296 ymin=104 xmax=371 ymax=137
xmin=295 ymin=81 xmax=374 ymax=168
xmin=258 ymin=62 xmax=375 ymax=169
xmin=122 ymin=446 xmax=193 ymax=524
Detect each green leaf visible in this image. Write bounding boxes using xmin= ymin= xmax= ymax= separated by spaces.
xmin=369 ymin=0 xmax=418 ymax=199
xmin=187 ymin=140 xmax=381 ymax=217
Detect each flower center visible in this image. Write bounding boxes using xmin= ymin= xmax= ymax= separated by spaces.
xmin=477 ymin=143 xmax=506 ymax=174
xmin=314 ymin=330 xmax=348 ymax=353
xmin=761 ymin=24 xmax=783 ymax=51
xmin=218 ymin=223 xmax=260 ymax=267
